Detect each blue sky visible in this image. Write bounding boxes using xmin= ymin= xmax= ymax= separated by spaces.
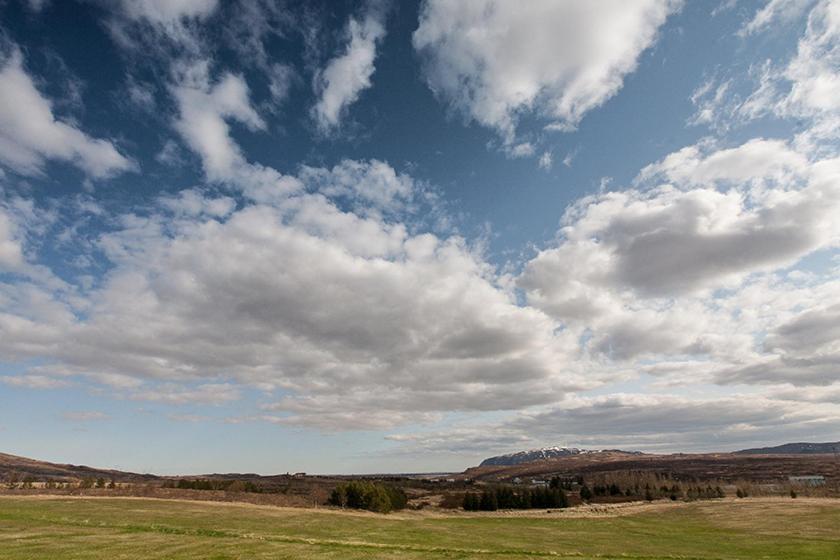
xmin=0 ymin=0 xmax=839 ymax=475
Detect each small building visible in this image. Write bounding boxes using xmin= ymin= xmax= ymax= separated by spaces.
xmin=789 ymin=475 xmax=825 ymax=487
xmin=530 ymin=479 xmax=548 ymax=486
xmin=512 ymin=477 xmax=522 ymax=485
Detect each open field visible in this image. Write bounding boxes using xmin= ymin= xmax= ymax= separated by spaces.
xmin=1 ymin=496 xmax=839 ymax=559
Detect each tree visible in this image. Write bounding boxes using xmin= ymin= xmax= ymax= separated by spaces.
xmin=5 ymin=472 xmax=19 ymax=490
xmin=95 ymin=477 xmax=106 ymax=489
xmin=579 ymin=484 xmax=592 ymax=502
xmin=328 ymin=481 xmax=406 ymax=513
xmin=479 ymin=490 xmax=498 ymax=511
xmin=462 ymin=493 xmax=480 ymax=511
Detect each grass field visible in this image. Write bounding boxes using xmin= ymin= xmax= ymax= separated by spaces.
xmin=1 ymin=496 xmax=839 ymax=559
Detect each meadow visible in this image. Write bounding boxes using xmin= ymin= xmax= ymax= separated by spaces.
xmin=1 ymin=496 xmax=838 ymax=559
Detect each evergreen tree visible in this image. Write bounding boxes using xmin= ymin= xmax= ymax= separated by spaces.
xmin=479 ymin=490 xmax=498 ymax=511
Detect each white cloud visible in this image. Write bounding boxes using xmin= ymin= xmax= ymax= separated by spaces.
xmin=519 ymin=138 xmax=840 ymax=384
xmin=0 ymin=206 xmax=24 ymax=271
xmin=782 ymin=0 xmax=840 ymax=117
xmin=298 ymin=159 xmax=414 ymax=214
xmin=168 ymin=413 xmax=210 ymax=423
xmin=130 ymin=383 xmax=241 ymax=405
xmin=740 ymin=0 xmax=814 ymax=36
xmin=170 ymin=60 xmax=301 ymax=202
xmin=695 ymin=1 xmax=840 ymax=149
xmin=62 ymin=411 xmax=108 ymax=422
xmin=523 ymin=150 xmax=839 ymax=302
xmin=103 ymin=0 xmax=219 ymax=53
xmin=538 ymin=151 xmax=552 ymax=171
xmin=117 ymin=0 xmax=218 ymax=24
xmin=0 ymin=49 xmax=134 ymax=179
xmin=0 ymin=163 xmax=589 ymax=430
xmin=1 ymin=374 xmax=71 ymax=389
xmin=636 ymin=138 xmax=808 ymax=187
xmin=413 ymin=0 xmax=679 ymax=143
xmin=312 ymin=6 xmax=387 ymax=132
xmin=507 ymin=142 xmax=535 ymax=159
xmin=171 ymin=61 xmax=264 ymax=178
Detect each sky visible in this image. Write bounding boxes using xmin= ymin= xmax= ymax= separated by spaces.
xmin=0 ymin=0 xmax=838 ymax=475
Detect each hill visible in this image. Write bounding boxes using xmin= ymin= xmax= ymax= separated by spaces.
xmin=464 ymin=450 xmax=840 ymax=484
xmin=0 ymin=452 xmax=158 ymax=483
xmin=480 ymin=447 xmax=588 ymax=466
xmin=479 ymin=447 xmax=643 ymax=466
xmin=735 ymin=442 xmax=840 ymax=455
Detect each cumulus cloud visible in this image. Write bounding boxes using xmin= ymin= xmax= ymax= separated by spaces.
xmin=524 ymin=140 xmax=839 ymax=305
xmin=517 ymin=136 xmax=840 ymax=393
xmin=636 ymin=138 xmax=808 ymax=188
xmin=0 ymin=48 xmax=134 ymax=179
xmin=0 ymin=161 xmax=589 ymax=430
xmin=298 ymin=159 xmax=414 ymax=214
xmin=312 ymin=5 xmax=387 ymax=132
xmin=413 ymin=0 xmax=679 ymax=143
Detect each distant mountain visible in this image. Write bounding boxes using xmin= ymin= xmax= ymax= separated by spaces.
xmin=479 ymin=447 xmax=641 ymax=467
xmin=735 ymin=442 xmax=840 ymax=455
xmin=480 ymin=447 xmax=587 ymax=466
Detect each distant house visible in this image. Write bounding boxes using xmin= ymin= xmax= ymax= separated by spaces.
xmin=530 ymin=479 xmax=548 ymax=486
xmin=512 ymin=477 xmax=522 ymax=485
xmin=789 ymin=475 xmax=825 ymax=486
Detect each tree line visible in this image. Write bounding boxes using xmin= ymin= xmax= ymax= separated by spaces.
xmin=578 ymin=481 xmax=725 ymax=502
xmin=328 ymin=481 xmax=408 ymax=513
xmin=161 ymin=479 xmax=263 ymax=493
xmin=463 ymin=486 xmax=569 ymax=511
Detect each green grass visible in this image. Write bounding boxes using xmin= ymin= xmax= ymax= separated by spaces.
xmin=1 ymin=496 xmax=839 ymax=559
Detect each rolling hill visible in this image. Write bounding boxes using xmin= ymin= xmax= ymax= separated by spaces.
xmin=0 ymin=452 xmax=158 ymax=483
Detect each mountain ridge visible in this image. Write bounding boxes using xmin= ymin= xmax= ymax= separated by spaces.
xmin=479 ymin=447 xmax=642 ymax=467
xmin=735 ymin=441 xmax=840 ymax=455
